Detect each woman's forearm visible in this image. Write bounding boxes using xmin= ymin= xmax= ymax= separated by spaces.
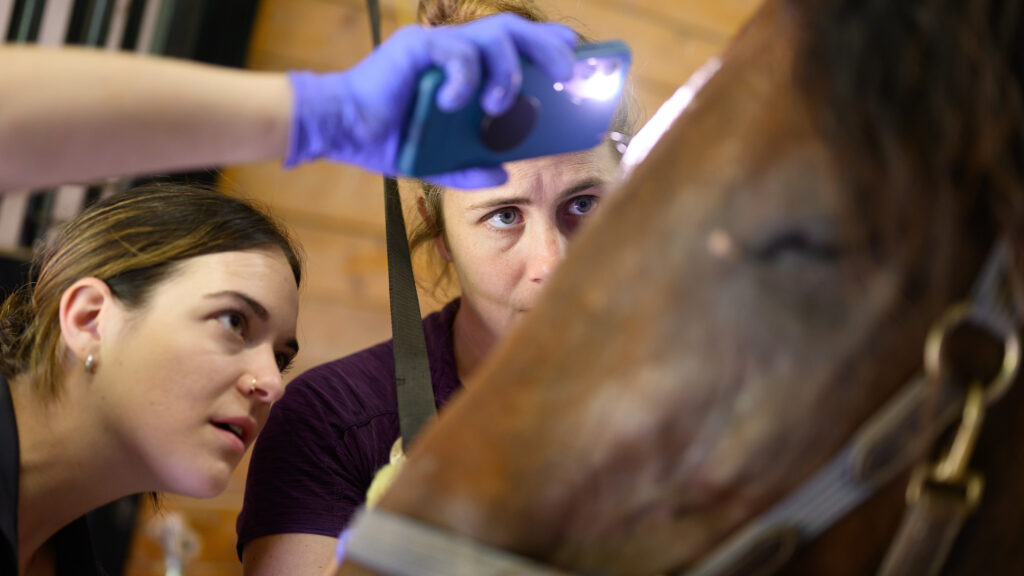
xmin=0 ymin=46 xmax=292 ymax=191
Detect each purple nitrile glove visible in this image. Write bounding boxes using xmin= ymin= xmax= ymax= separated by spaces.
xmin=284 ymin=13 xmax=578 ymax=189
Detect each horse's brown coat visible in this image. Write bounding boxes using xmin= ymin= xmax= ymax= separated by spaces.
xmin=340 ymin=0 xmax=1024 ymax=573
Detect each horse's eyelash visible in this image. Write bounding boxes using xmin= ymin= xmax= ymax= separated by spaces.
xmin=749 ymin=231 xmax=843 ymax=262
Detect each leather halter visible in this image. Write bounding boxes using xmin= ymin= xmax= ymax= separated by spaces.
xmin=339 ymin=242 xmax=1021 ymax=576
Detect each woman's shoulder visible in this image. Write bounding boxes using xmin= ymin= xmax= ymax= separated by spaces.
xmin=277 ymin=339 xmax=399 ymax=426
xmin=274 ymin=299 xmax=461 ymax=428
xmin=299 ymin=339 xmax=397 ymax=390
xmin=423 ymin=298 xmax=461 ymax=342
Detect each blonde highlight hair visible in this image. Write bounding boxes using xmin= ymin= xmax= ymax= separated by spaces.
xmin=0 ymin=183 xmax=303 ymax=399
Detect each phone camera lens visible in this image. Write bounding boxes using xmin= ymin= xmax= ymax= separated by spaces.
xmin=480 ymin=95 xmax=540 ymax=151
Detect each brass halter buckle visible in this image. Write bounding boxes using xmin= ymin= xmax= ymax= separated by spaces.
xmin=906 ymin=303 xmax=1021 ymax=511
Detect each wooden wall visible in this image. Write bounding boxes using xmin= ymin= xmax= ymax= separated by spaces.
xmin=123 ymin=0 xmax=761 ymax=573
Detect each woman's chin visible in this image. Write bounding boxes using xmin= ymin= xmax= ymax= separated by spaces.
xmin=182 ymin=478 xmax=229 ymax=499
xmin=164 ymin=465 xmax=233 ymax=499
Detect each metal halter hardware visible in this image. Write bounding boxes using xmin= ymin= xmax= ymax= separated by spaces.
xmin=876 ymin=296 xmax=1021 ymax=576
xmin=906 ymin=302 xmax=1021 ymax=513
xmin=341 ymin=243 xmax=1020 ymax=576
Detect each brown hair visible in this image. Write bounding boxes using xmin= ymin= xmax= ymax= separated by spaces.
xmin=409 ymin=0 xmax=638 ymax=293
xmin=418 ymin=0 xmax=550 ymax=23
xmin=0 ymin=183 xmax=303 ymax=399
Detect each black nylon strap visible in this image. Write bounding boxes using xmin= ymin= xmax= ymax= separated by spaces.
xmin=367 ymin=0 xmax=437 ymax=447
xmin=366 ymin=0 xmax=383 ymax=46
xmin=384 ymin=177 xmax=437 ymax=446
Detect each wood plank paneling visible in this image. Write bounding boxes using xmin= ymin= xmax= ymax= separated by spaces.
xmin=292 ymin=297 xmax=395 ymax=376
xmin=247 ymin=0 xmax=397 ymax=72
xmin=554 ymin=0 xmax=760 ymax=40
xmin=542 ymin=0 xmax=760 ymax=123
xmin=220 ymin=161 xmax=386 ymax=234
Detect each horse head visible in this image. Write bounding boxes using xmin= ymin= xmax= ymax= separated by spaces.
xmin=340 ymin=0 xmax=1024 ymax=574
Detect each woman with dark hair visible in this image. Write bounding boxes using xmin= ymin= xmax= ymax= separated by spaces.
xmin=237 ymin=1 xmax=636 ymax=574
xmin=0 ymin=184 xmax=303 ymax=575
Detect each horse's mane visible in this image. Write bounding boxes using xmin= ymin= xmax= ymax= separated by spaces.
xmin=792 ymin=0 xmax=1024 ymax=286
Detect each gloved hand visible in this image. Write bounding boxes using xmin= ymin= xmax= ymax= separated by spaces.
xmin=284 ymin=13 xmax=578 ymax=189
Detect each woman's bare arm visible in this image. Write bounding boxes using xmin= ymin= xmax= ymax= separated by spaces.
xmin=243 ymin=533 xmax=338 ymax=576
xmin=0 ymin=45 xmax=291 ymax=192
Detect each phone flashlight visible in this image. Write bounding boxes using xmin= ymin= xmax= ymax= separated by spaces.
xmin=397 ymin=40 xmax=632 ymax=178
xmin=555 ymin=57 xmax=626 ymax=102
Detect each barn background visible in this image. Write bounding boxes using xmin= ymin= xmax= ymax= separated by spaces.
xmin=0 ymin=0 xmax=760 ymax=572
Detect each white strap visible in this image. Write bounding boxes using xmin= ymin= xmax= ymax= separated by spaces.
xmin=346 ymin=508 xmax=571 ymax=576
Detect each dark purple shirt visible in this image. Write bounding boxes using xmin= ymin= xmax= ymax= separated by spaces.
xmin=236 ymin=299 xmax=462 ymax=556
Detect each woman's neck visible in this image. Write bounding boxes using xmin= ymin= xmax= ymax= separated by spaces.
xmin=451 ymin=302 xmax=499 ymax=384
xmin=10 ymin=375 xmax=135 ymax=573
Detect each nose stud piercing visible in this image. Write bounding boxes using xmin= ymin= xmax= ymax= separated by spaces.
xmin=84 ymin=354 xmax=95 ymax=374
xmin=250 ymin=377 xmax=258 ymax=395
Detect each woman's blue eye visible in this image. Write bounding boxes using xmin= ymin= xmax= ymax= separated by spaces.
xmin=568 ymin=195 xmax=598 ymax=216
xmin=488 ymin=208 xmax=521 ymax=228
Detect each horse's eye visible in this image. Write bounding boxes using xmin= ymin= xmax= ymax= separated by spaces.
xmin=748 ymin=230 xmax=842 ymax=262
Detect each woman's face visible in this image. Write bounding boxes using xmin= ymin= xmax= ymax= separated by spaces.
xmin=90 ymin=247 xmax=299 ymax=497
xmin=441 ymin=145 xmax=620 ymax=339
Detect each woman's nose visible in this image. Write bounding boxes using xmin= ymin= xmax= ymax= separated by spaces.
xmin=250 ymin=372 xmax=284 ymax=403
xmin=526 ymin=223 xmax=567 ymax=283
xmin=240 ymin=349 xmax=285 ymax=403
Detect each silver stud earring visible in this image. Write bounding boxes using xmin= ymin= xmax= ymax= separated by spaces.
xmin=84 ymin=354 xmax=95 ymax=374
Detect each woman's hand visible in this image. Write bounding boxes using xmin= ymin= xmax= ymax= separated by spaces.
xmin=284 ymin=13 xmax=578 ymax=188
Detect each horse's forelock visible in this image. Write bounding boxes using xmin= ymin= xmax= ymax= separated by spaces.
xmin=791 ymin=0 xmax=1024 ymax=274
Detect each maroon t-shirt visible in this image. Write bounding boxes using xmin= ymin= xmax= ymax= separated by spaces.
xmin=236 ymin=299 xmax=462 ymax=557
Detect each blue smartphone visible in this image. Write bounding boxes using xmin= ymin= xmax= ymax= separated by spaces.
xmin=397 ymin=40 xmax=632 ymax=178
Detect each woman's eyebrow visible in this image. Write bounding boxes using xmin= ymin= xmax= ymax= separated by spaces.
xmin=207 ymin=290 xmax=269 ymax=320
xmin=465 ymin=179 xmax=607 ymax=211
xmin=466 ymin=195 xmax=532 ymax=211
xmin=557 ymin=178 xmax=606 ymax=201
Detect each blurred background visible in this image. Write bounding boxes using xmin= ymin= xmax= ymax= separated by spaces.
xmin=0 ymin=0 xmax=759 ymax=573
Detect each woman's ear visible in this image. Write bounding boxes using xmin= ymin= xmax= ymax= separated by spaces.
xmin=58 ymin=278 xmax=116 ymax=364
xmin=433 ymin=235 xmax=453 ymax=262
xmin=416 ymin=195 xmax=430 ymax=221
xmin=418 ymin=195 xmax=453 ymax=262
